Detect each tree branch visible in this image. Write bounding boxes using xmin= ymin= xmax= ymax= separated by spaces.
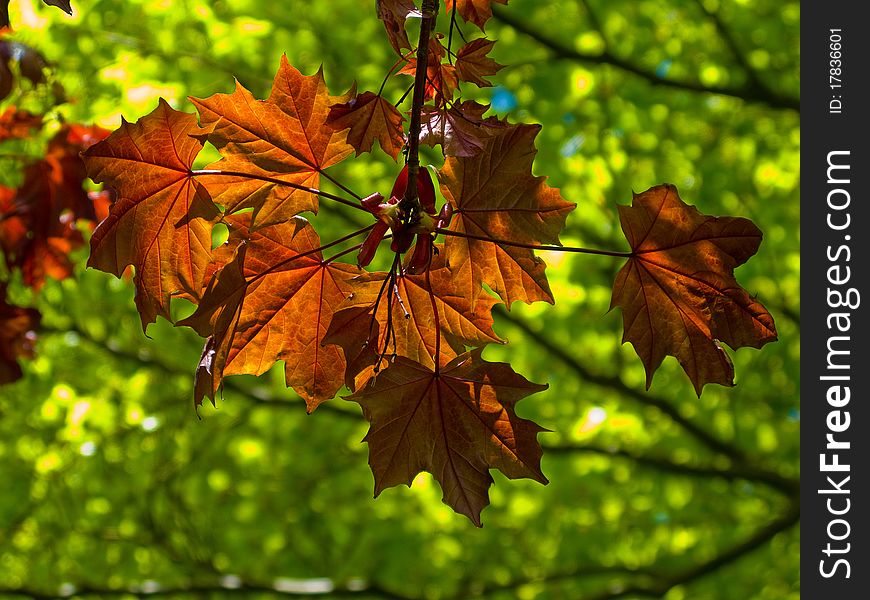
xmin=543 ymin=443 xmax=798 ymax=496
xmin=467 ymin=501 xmax=799 ymax=599
xmin=493 ymin=305 xmax=750 ymax=463
xmin=39 ymin=321 xmax=797 ymax=493
xmin=489 ymin=5 xmax=799 ymax=112
xmin=581 ymin=501 xmax=800 ymax=600
xmin=401 ymin=0 xmax=439 ymax=213
xmin=0 ymin=580 xmax=417 ymax=600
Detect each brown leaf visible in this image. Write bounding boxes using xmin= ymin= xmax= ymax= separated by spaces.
xmin=328 ymin=90 xmax=406 ymax=159
xmin=445 ymin=0 xmax=507 ymax=31
xmin=82 ymin=99 xmax=220 ymax=328
xmin=0 ymin=284 xmax=40 ymax=385
xmin=191 ymin=56 xmax=353 ymax=228
xmin=180 ymin=214 xmax=360 ymax=412
xmin=42 ymin=0 xmax=73 ymax=15
xmin=609 ymin=184 xmax=778 ymax=394
xmin=347 ymin=349 xmax=548 ymax=526
xmin=455 ymin=38 xmax=503 ymax=87
xmin=376 ymin=0 xmax=420 ymax=56
xmin=438 ymin=123 xmax=575 ymax=305
xmin=420 ymin=100 xmax=504 ymax=157
xmin=399 ymin=38 xmax=458 ymax=106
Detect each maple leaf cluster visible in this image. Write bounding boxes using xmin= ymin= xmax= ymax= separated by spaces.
xmin=0 ymin=2 xmax=105 ymax=385
xmin=80 ymin=53 xmax=570 ymax=524
xmin=0 ymin=108 xmax=110 ymax=382
xmin=73 ymin=0 xmax=777 ymax=524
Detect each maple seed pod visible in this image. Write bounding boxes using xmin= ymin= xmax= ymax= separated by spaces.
xmin=360 ymin=191 xmax=385 ymax=213
xmin=390 ymin=165 xmax=437 ymax=215
xmin=358 ymin=221 xmax=389 ymax=267
xmin=389 ymin=224 xmax=415 ymax=254
xmin=406 ymin=234 xmax=434 ymax=275
xmin=435 ymin=202 xmax=453 ymax=229
xmin=417 ymin=167 xmax=436 ymax=215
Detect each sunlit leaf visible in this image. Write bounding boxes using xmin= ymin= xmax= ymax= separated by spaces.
xmin=438 ymin=123 xmax=575 ymax=305
xmin=82 ymin=99 xmax=219 ymax=328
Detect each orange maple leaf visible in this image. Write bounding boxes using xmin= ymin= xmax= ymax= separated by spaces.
xmin=610 ymin=184 xmax=778 ymax=394
xmin=324 ymin=249 xmax=504 ymax=389
xmin=328 ymin=89 xmax=406 ymax=160
xmin=438 ymin=123 xmax=575 ymax=305
xmin=191 ymin=56 xmax=354 ymax=228
xmin=181 ymin=215 xmax=361 ymax=412
xmin=82 ymin=100 xmax=219 ymax=328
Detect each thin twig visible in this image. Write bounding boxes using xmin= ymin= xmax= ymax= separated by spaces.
xmin=489 ymin=5 xmax=799 ymax=112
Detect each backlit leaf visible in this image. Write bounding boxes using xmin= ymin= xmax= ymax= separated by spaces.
xmin=1 ymin=124 xmax=108 ymax=290
xmin=181 ymin=214 xmax=361 ymax=412
xmin=0 ymin=284 xmax=39 ymax=385
xmin=347 ymin=348 xmax=547 ymax=526
xmin=328 ymin=89 xmax=406 ymax=159
xmin=419 ymin=100 xmax=504 ymax=157
xmin=0 ymin=107 xmax=42 ymax=142
xmin=455 ymin=38 xmax=503 ymax=87
xmin=191 ymin=56 xmax=353 ymax=228
xmin=445 ymin=0 xmax=507 ymax=31
xmin=438 ymin=123 xmax=575 ymax=305
xmin=376 ymin=0 xmax=419 ymax=56
xmin=610 ymin=184 xmax=778 ymax=394
xmin=325 ymin=250 xmax=504 ymax=388
xmin=82 ymin=99 xmax=220 ymax=328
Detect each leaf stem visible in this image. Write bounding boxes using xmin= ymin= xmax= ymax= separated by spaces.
xmin=190 ymin=169 xmax=367 ymax=213
xmin=434 ymin=227 xmax=632 ymax=258
xmin=400 ymin=0 xmax=439 ymax=213
xmin=242 ymin=224 xmax=375 ymax=288
xmin=378 ymin=48 xmax=418 ymax=97
xmin=425 ymin=266 xmax=441 ymax=375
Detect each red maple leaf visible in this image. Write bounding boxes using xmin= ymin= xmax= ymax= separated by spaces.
xmin=455 ymin=38 xmax=503 ymax=87
xmin=347 ymin=348 xmax=547 ymax=526
xmin=1 ymin=124 xmax=108 ymax=290
xmin=399 ymin=38 xmax=459 ymax=106
xmin=445 ymin=0 xmax=507 ymax=31
xmin=419 ymin=100 xmax=505 ymax=157
xmin=328 ymin=89 xmax=406 ymax=160
xmin=376 ymin=0 xmax=420 ymax=55
xmin=0 ymin=107 xmax=42 ymax=142
xmin=609 ymin=184 xmax=778 ymax=394
xmin=324 ymin=249 xmax=504 ymax=389
xmin=0 ymin=284 xmax=39 ymax=385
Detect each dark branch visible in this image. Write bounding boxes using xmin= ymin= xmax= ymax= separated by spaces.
xmin=0 ymin=580 xmax=417 ymax=600
xmin=492 ymin=305 xmax=750 ymax=463
xmin=38 ymin=321 xmax=796 ymax=492
xmin=543 ymin=443 xmax=798 ymax=496
xmin=468 ymin=501 xmax=799 ymax=599
xmin=581 ymin=502 xmax=800 ymax=600
xmin=489 ymin=5 xmax=799 ymax=112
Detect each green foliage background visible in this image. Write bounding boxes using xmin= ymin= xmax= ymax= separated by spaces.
xmin=0 ymin=0 xmax=799 ymax=598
